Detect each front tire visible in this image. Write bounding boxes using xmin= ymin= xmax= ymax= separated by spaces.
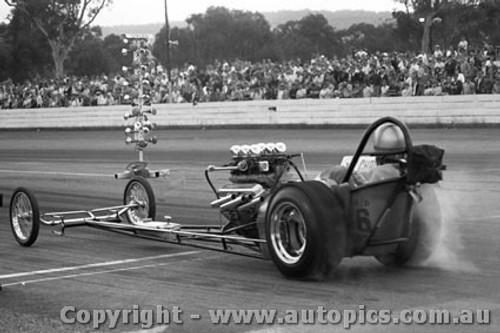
xmin=10 ymin=187 xmax=40 ymax=247
xmin=265 ymin=182 xmax=346 ymax=280
xmin=123 ymin=177 xmax=156 ymax=224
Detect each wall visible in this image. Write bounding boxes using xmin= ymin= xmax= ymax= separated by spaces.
xmin=1 ymin=94 xmax=500 ymax=129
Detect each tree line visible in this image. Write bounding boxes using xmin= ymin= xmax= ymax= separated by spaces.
xmin=2 ymin=0 xmax=500 ymax=82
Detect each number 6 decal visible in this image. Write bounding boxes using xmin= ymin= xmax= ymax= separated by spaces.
xmin=356 ymin=208 xmax=371 ymax=232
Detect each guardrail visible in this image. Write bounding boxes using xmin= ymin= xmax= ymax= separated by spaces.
xmin=1 ymin=94 xmax=500 ymax=129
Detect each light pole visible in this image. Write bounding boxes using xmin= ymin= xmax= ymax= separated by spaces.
xmin=164 ymin=0 xmax=171 ymax=83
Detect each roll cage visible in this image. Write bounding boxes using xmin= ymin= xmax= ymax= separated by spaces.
xmin=342 ymin=116 xmax=413 ymax=184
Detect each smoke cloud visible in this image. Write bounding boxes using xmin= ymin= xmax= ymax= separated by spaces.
xmin=422 ymin=176 xmax=478 ymax=273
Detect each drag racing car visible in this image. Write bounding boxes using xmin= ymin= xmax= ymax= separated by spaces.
xmin=8 ymin=116 xmax=445 ymax=280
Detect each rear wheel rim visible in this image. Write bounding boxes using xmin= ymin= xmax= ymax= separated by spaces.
xmin=11 ymin=192 xmax=33 ymax=241
xmin=269 ymin=201 xmax=307 ymax=265
xmin=125 ymin=181 xmax=150 ymax=224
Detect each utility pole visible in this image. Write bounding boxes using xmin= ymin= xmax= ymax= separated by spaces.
xmin=164 ymin=0 xmax=172 ymax=102
xmin=164 ymin=0 xmax=171 ymax=82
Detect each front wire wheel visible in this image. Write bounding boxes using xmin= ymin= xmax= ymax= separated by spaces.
xmin=123 ymin=177 xmax=156 ymax=224
xmin=10 ymin=187 xmax=40 ymax=246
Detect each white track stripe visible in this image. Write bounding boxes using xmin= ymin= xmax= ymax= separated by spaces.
xmin=0 ymin=251 xmax=200 ymax=280
xmin=0 ymin=169 xmax=110 ymax=177
xmin=466 ymin=215 xmax=500 ymax=221
xmin=1 ymin=261 xmax=187 ymax=288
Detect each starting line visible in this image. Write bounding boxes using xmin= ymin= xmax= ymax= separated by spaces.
xmin=1 ymin=262 xmax=185 ymax=289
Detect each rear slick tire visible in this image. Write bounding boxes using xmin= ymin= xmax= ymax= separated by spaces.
xmin=265 ymin=181 xmax=346 ymax=280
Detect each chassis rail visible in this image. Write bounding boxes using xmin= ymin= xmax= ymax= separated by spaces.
xmin=41 ymin=204 xmax=137 ymax=226
xmin=86 ymin=220 xmax=266 ymax=259
xmin=38 ymin=202 xmax=266 ymax=259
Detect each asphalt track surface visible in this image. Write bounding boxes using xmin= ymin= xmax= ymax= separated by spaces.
xmin=0 ymin=126 xmax=499 ymax=332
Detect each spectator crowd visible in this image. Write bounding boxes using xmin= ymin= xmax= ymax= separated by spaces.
xmin=2 ymin=41 xmax=500 ymax=109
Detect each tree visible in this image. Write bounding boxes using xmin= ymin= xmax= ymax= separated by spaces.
xmin=67 ymin=26 xmax=109 ymax=76
xmin=4 ymin=0 xmax=112 ymax=78
xmin=273 ymin=14 xmax=340 ymax=60
xmin=393 ymin=0 xmax=450 ymax=54
xmin=183 ymin=7 xmax=273 ymax=65
xmin=392 ymin=0 xmax=498 ymax=54
xmin=391 ymin=10 xmax=425 ymax=53
xmin=103 ymin=33 xmax=131 ymax=74
xmin=1 ymin=12 xmax=53 ymax=80
xmin=339 ymin=23 xmax=393 ymax=55
xmin=0 ymin=24 xmax=14 ymax=81
xmin=154 ymin=25 xmax=197 ymax=69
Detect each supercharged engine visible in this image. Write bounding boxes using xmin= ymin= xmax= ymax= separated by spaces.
xmin=211 ymin=183 xmax=265 ymax=238
xmin=207 ymin=142 xmax=302 ymax=239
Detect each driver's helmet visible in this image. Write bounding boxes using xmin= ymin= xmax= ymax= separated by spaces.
xmin=373 ymin=123 xmax=405 ymax=153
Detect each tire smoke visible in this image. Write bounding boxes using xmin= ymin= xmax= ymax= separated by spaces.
xmin=421 ymin=180 xmax=477 ymax=272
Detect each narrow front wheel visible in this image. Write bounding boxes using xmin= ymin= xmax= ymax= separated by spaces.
xmin=123 ymin=177 xmax=156 ymax=224
xmin=10 ymin=187 xmax=40 ymax=247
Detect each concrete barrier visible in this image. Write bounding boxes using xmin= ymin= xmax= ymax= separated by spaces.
xmin=1 ymin=94 xmax=500 ymax=129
